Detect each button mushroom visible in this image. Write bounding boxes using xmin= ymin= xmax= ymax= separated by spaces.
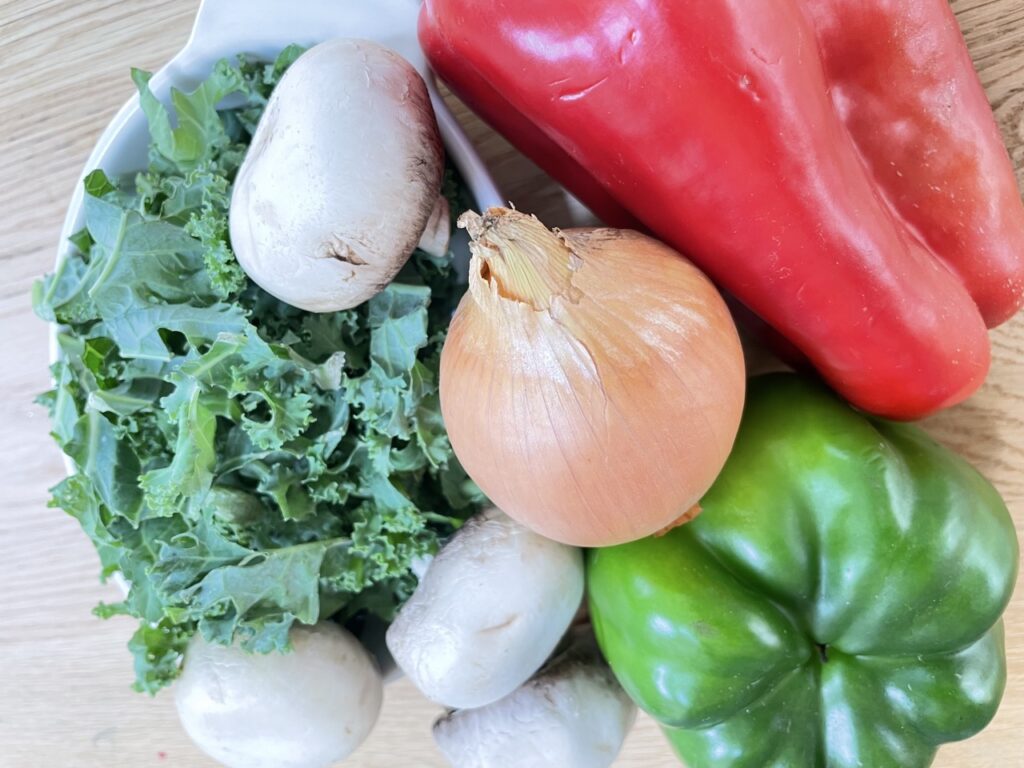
xmin=230 ymin=39 xmax=447 ymax=312
xmin=174 ymin=622 xmax=382 ymax=768
xmin=385 ymin=507 xmax=585 ymax=709
xmin=433 ymin=630 xmax=637 ymax=768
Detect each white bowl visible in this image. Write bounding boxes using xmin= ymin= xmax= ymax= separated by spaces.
xmin=49 ymin=0 xmax=503 ymax=677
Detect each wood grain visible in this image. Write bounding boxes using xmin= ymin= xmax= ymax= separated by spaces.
xmin=0 ymin=2 xmax=1022 ymax=766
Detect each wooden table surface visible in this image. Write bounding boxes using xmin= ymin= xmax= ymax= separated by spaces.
xmin=2 ymin=2 xmax=1023 ymax=766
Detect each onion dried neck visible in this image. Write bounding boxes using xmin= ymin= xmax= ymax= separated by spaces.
xmin=459 ymin=208 xmax=581 ymax=310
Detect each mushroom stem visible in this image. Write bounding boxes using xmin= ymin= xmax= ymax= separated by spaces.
xmin=417 ymin=194 xmax=452 ymax=258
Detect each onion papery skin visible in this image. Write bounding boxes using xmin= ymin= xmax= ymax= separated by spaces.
xmin=439 ymin=208 xmax=746 ymax=547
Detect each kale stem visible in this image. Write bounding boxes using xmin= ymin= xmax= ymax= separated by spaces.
xmin=87 ymin=209 xmax=129 ymax=298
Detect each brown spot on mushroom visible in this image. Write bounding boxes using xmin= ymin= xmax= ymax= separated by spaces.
xmin=320 ymin=235 xmax=368 ymax=265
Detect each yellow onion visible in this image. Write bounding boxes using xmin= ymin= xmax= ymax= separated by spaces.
xmin=440 ymin=208 xmax=746 ymax=547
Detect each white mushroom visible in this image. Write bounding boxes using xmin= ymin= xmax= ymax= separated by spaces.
xmin=433 ymin=632 xmax=637 ymax=768
xmin=385 ymin=507 xmax=584 ymax=709
xmin=174 ymin=622 xmax=382 ymax=768
xmin=230 ymin=38 xmax=446 ymax=312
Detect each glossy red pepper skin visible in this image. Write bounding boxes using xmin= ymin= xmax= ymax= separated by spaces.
xmin=420 ymin=0 xmax=1024 ymax=419
xmin=807 ymin=0 xmax=1024 ymax=328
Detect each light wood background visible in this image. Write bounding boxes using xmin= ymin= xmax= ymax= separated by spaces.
xmin=1 ymin=1 xmax=1023 ymax=766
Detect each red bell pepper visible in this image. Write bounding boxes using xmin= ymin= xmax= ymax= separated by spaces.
xmin=419 ymin=0 xmax=1024 ymax=419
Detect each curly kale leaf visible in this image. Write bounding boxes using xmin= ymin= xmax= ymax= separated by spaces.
xmin=35 ymin=46 xmax=482 ymax=692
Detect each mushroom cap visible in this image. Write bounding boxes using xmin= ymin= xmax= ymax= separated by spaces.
xmin=175 ymin=622 xmax=383 ymax=768
xmin=230 ymin=39 xmax=444 ymax=312
xmin=433 ymin=651 xmax=637 ymax=768
xmin=386 ymin=508 xmax=585 ymax=709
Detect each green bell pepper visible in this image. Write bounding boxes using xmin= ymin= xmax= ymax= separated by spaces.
xmin=588 ymin=374 xmax=1018 ymax=768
